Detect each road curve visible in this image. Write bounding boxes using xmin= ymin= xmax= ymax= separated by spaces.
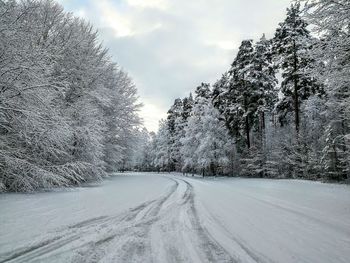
xmin=1 ymin=174 xmax=349 ymax=263
xmin=0 ymin=177 xmax=239 ymax=263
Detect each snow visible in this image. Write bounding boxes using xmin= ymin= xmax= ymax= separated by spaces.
xmin=190 ymin=177 xmax=350 ymax=263
xmin=0 ymin=175 xmax=173 ymax=254
xmin=0 ymin=173 xmax=349 ymax=262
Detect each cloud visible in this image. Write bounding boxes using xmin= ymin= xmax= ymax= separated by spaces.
xmin=95 ymin=0 xmax=133 ymax=37
xmin=58 ymin=0 xmax=291 ymax=132
xmin=127 ymin=0 xmax=169 ymax=10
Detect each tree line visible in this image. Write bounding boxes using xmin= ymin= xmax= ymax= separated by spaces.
xmin=134 ymin=1 xmax=349 ymax=181
xmin=0 ymin=0 xmax=141 ymax=192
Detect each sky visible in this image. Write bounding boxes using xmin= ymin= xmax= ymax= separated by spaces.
xmin=58 ymin=0 xmax=292 ymax=132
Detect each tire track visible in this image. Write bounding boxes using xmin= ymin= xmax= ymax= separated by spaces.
xmin=0 ymin=176 xmax=271 ymax=263
xmin=179 ymin=178 xmax=276 ymax=263
xmin=151 ymin=178 xmax=237 ymax=262
xmin=179 ymin=179 xmax=237 ymax=262
xmin=0 ymin=179 xmax=179 ymax=263
xmin=106 ymin=178 xmax=179 ymax=263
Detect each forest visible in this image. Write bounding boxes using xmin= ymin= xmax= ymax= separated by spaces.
xmin=0 ymin=0 xmax=349 ymax=192
xmin=132 ymin=1 xmax=350 ymax=181
xmin=0 ymin=1 xmax=349 ymax=262
xmin=0 ymin=0 xmax=141 ymax=192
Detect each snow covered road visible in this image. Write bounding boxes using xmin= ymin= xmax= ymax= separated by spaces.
xmin=0 ymin=173 xmax=349 ymax=263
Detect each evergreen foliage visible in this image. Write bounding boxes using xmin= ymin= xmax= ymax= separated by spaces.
xmin=139 ymin=2 xmax=349 ymax=181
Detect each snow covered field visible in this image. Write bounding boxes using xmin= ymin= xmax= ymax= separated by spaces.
xmin=0 ymin=173 xmax=349 ymax=263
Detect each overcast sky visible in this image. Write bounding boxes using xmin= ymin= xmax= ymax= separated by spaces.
xmin=58 ymin=0 xmax=291 ymax=132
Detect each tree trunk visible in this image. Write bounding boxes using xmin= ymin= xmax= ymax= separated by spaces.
xmin=245 ymin=114 xmax=250 ymax=149
xmin=293 ymin=40 xmax=300 ymax=135
xmin=262 ymin=111 xmax=265 ymax=130
xmin=243 ymin=83 xmax=250 ymax=149
xmin=210 ymin=162 xmax=216 ymax=177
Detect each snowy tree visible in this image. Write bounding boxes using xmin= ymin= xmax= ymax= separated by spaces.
xmin=172 ymin=95 xmax=194 ymax=171
xmin=103 ymin=70 xmax=141 ymax=172
xmin=181 ymin=93 xmax=194 ymax=121
xmin=273 ymin=3 xmax=322 ymax=134
xmin=181 ymin=95 xmax=233 ymax=176
xmin=251 ymin=34 xmax=277 ymax=135
xmin=0 ymin=0 xmax=141 ymax=192
xmin=227 ymin=39 xmax=262 ymax=149
xmin=212 ymin=38 xmax=278 ymax=176
xmin=152 ymin=120 xmax=171 ymax=172
xmin=150 ymin=94 xmax=195 ymax=173
xmin=212 ymin=73 xmax=230 ymax=118
xmin=180 ymin=98 xmax=204 ymax=174
xmin=195 ymin=83 xmax=212 ymax=100
xmin=239 ymin=35 xmax=278 ymax=177
xmin=148 ymin=0 xmax=348 ymax=182
xmin=302 ymin=0 xmax=350 ymax=180
xmin=128 ymin=128 xmax=153 ymax=171
xmin=167 ymin=98 xmax=183 ymax=171
xmin=197 ymin=100 xmax=233 ymax=176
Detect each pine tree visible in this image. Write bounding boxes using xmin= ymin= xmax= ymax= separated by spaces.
xmin=213 ymin=38 xmax=276 ymax=154
xmin=195 ymin=83 xmax=211 ymax=100
xmin=251 ymin=34 xmax=277 ymax=134
xmin=181 ymin=93 xmax=194 ymax=122
xmin=172 ymin=94 xmax=194 ymax=171
xmin=167 ymin=98 xmax=183 ymax=171
xmin=212 ymin=73 xmax=230 ymax=124
xmin=273 ymin=3 xmax=321 ymax=134
xmin=228 ymin=39 xmax=256 ymax=149
xmin=240 ymin=34 xmax=278 ymax=177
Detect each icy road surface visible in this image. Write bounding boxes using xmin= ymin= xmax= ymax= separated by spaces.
xmin=0 ymin=173 xmax=349 ymax=263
